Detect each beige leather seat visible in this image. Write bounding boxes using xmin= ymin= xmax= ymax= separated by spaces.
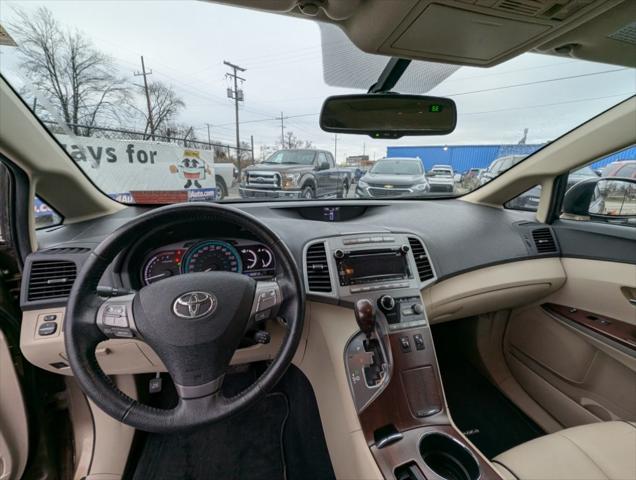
xmin=493 ymin=421 xmax=636 ymax=480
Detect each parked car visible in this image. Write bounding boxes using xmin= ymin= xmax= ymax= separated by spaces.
xmin=239 ymin=149 xmax=348 ymax=199
xmin=427 ymin=166 xmax=455 ymax=192
xmin=566 ymin=165 xmax=599 ymax=189
xmin=461 ymin=168 xmax=484 ymax=190
xmin=480 ymin=154 xmax=527 ymax=185
xmin=603 ymin=160 xmax=636 ymax=179
xmin=356 ymin=157 xmax=429 ymax=198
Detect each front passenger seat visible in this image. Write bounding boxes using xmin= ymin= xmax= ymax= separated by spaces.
xmin=493 ymin=421 xmax=636 ymax=480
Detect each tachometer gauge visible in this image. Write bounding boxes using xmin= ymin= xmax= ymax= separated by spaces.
xmin=241 ymin=247 xmax=259 ymax=270
xmin=182 ymin=240 xmax=242 ymax=274
xmin=143 ymin=250 xmax=183 ymax=285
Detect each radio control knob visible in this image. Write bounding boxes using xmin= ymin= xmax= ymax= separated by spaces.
xmin=412 ymin=303 xmax=424 ymax=315
xmin=379 ymin=295 xmax=396 ymax=312
xmin=333 ymin=249 xmax=345 ymax=259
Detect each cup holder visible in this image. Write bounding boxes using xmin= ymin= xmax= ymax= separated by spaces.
xmin=419 ymin=433 xmax=479 ymax=480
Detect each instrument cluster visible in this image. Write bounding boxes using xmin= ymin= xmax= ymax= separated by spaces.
xmin=141 ymin=238 xmax=276 ymax=286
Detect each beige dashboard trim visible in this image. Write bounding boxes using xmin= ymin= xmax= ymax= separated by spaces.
xmin=422 ymin=258 xmax=566 ymax=323
xmin=297 ymin=301 xmax=383 ymax=480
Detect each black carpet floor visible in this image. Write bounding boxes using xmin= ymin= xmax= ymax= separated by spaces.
xmin=129 ymin=365 xmax=335 ymax=480
xmin=432 ymin=320 xmax=544 ymax=459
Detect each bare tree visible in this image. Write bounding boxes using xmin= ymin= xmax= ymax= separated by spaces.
xmin=9 ymin=7 xmax=131 ymax=135
xmin=135 ymin=81 xmax=185 ymax=139
xmin=279 ymin=131 xmax=313 ymax=149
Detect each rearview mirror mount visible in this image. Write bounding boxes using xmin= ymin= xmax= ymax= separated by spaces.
xmin=320 ymin=94 xmax=456 ymax=139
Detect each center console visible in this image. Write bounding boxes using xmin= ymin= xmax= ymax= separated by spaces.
xmin=304 ymin=234 xmax=502 ymax=480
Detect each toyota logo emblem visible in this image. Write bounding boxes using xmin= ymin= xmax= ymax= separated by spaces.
xmin=173 ymin=291 xmax=217 ymax=319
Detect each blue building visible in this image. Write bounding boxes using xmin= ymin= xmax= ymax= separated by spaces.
xmin=386 ymin=144 xmax=636 ymax=173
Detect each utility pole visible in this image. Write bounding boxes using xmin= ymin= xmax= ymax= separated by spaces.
xmin=334 ymin=134 xmax=338 ymax=163
xmin=363 ymin=142 xmax=366 ymax=156
xmin=277 ymin=111 xmax=288 ymax=149
xmin=224 ymin=60 xmax=246 ymax=177
xmin=250 ymin=135 xmax=255 ymax=165
xmin=205 ymin=123 xmax=212 ymax=148
xmin=134 ymin=56 xmax=155 ymax=140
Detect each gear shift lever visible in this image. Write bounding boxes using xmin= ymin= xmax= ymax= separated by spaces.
xmin=354 ymin=299 xmax=376 ymax=338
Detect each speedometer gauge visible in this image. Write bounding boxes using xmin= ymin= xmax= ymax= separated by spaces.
xmin=182 ymin=240 xmax=242 ymax=274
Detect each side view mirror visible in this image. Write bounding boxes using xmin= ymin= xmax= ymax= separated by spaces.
xmin=562 ymin=177 xmax=636 ymax=223
xmin=316 ymin=161 xmax=330 ymax=171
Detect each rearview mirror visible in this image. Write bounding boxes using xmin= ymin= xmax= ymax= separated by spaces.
xmin=562 ymin=177 xmax=636 ymax=224
xmin=320 ymin=94 xmax=456 ymax=139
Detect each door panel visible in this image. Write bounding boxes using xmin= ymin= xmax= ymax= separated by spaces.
xmin=505 ymin=258 xmax=636 ymax=429
xmin=0 ymin=330 xmax=28 ymax=480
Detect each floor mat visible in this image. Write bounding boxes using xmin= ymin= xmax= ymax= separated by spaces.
xmin=129 ymin=365 xmax=335 ymax=480
xmin=433 ymin=320 xmax=544 ymax=459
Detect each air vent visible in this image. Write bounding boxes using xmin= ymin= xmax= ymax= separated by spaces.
xmin=532 ymin=228 xmax=558 ymax=253
xmin=305 ymin=242 xmax=332 ymax=293
xmin=495 ymin=0 xmax=545 ymax=16
xmin=408 ymin=237 xmax=434 ymax=282
xmin=41 ymin=247 xmax=91 ymax=254
xmin=27 ymin=260 xmax=77 ymax=301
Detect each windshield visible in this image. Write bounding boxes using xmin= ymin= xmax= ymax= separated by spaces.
xmin=371 ymin=160 xmax=422 ymax=176
xmin=0 ymin=1 xmax=634 ymax=204
xmin=262 ymin=150 xmax=316 ymax=165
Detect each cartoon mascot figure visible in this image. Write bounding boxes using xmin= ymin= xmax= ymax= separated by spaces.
xmin=169 ymin=149 xmax=211 ymax=189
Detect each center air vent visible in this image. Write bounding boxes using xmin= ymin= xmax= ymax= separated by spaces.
xmin=305 ymin=242 xmax=332 ymax=293
xmin=532 ymin=228 xmax=558 ymax=253
xmin=408 ymin=237 xmax=434 ymax=282
xmin=27 ymin=260 xmax=77 ymax=301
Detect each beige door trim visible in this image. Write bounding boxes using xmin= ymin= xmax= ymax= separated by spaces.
xmin=0 ymin=330 xmax=28 ymax=480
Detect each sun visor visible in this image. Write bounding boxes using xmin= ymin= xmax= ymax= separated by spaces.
xmin=319 ymin=23 xmax=460 ymax=94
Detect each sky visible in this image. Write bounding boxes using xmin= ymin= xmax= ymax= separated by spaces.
xmin=1 ymin=0 xmax=635 ymax=164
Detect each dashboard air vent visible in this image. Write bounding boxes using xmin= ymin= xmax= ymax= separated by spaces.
xmin=532 ymin=228 xmax=558 ymax=253
xmin=495 ymin=0 xmax=545 ymax=16
xmin=408 ymin=237 xmax=434 ymax=282
xmin=27 ymin=260 xmax=77 ymax=301
xmin=305 ymin=242 xmax=332 ymax=293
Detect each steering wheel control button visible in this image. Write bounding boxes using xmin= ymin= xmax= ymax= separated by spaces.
xmin=112 ymin=328 xmax=134 ymax=338
xmin=256 ymin=288 xmax=277 ymax=311
xmin=105 ymin=305 xmax=126 ymax=316
xmin=413 ymin=334 xmax=425 ymax=350
xmin=38 ymin=322 xmax=58 ymax=336
xmin=103 ymin=315 xmax=128 ymax=328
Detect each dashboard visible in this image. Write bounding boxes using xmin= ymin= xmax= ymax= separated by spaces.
xmin=140 ymin=238 xmax=276 ymax=285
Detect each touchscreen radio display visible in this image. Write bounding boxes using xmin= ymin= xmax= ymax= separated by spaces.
xmin=337 ymin=250 xmax=410 ymax=285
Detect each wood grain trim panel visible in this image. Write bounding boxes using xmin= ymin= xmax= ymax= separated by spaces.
xmin=543 ymin=303 xmax=636 ymax=350
xmin=359 ymin=327 xmax=449 ymax=443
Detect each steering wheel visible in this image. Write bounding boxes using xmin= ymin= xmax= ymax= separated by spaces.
xmin=64 ymin=203 xmax=304 ymax=433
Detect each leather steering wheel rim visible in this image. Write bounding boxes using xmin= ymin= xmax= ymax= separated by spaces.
xmin=64 ymin=203 xmax=305 ymax=433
